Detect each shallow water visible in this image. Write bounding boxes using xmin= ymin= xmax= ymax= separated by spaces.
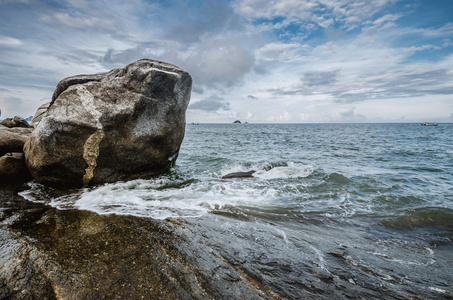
xmin=19 ymin=123 xmax=453 ymax=298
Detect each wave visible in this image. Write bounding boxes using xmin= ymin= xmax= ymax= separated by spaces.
xmin=19 ymin=161 xmax=318 ymax=220
xmin=219 ymin=161 xmax=317 ymax=180
xmin=380 ymin=208 xmax=453 ymax=230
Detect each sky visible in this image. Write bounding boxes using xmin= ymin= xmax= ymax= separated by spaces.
xmin=0 ymin=0 xmax=453 ymax=123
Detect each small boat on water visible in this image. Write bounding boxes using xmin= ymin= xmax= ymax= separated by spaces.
xmin=421 ymin=122 xmax=438 ymax=126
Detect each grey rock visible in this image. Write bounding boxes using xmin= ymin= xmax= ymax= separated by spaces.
xmin=0 ymin=116 xmax=31 ymax=128
xmin=30 ymin=102 xmax=51 ymax=127
xmin=24 ymin=59 xmax=192 ymax=187
xmin=0 ymin=127 xmax=33 ymax=156
xmin=222 ymin=170 xmax=256 ymax=179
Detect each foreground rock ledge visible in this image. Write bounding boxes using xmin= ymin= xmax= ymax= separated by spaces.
xmin=0 ymin=191 xmax=274 ymax=300
xmin=24 ymin=59 xmax=192 ymax=187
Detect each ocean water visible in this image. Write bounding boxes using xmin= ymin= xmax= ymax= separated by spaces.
xmin=20 ymin=123 xmax=453 ymax=298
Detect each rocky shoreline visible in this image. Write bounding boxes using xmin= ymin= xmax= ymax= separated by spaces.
xmin=3 ymin=182 xmax=449 ymax=299
xmin=2 ymin=60 xmax=451 ymax=299
xmin=0 ymin=183 xmax=276 ymax=299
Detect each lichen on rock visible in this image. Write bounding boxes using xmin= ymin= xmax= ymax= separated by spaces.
xmin=82 ymin=128 xmax=105 ymax=186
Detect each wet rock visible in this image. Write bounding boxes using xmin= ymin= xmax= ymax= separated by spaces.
xmin=0 ymin=197 xmax=274 ymax=300
xmin=0 ymin=152 xmax=32 ymax=182
xmin=222 ymin=170 xmax=256 ymax=179
xmin=0 ymin=116 xmax=31 ymax=128
xmin=30 ymin=102 xmax=51 ymax=127
xmin=0 ymin=127 xmax=33 ymax=156
xmin=24 ymin=59 xmax=192 ymax=188
xmin=1 ymin=185 xmax=450 ymax=299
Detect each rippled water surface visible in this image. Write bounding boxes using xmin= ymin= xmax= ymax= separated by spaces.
xmin=20 ymin=123 xmax=453 ymax=298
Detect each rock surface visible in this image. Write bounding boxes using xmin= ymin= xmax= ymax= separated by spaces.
xmin=1 ymin=185 xmax=441 ymax=300
xmin=0 ymin=153 xmax=32 ymax=182
xmin=0 ymin=116 xmax=31 ymax=128
xmin=222 ymin=170 xmax=256 ymax=179
xmin=24 ymin=59 xmax=192 ymax=187
xmin=0 ymin=127 xmax=33 ymax=156
xmin=30 ymin=102 xmax=51 ymax=127
xmin=0 ymin=189 xmax=275 ymax=300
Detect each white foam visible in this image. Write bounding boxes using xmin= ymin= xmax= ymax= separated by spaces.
xmin=20 ymin=175 xmax=283 ymax=220
xmin=219 ymin=161 xmax=316 ymax=180
xmin=253 ymin=163 xmax=316 ymax=180
xmin=429 ymin=287 xmax=447 ymax=293
xmin=20 ymin=162 xmax=316 ymax=220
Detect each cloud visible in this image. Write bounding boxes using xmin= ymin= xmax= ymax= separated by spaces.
xmin=267 ymin=64 xmax=453 ymax=104
xmin=402 ymin=44 xmax=442 ymax=53
xmin=302 ymin=70 xmax=339 ymax=87
xmin=189 ymin=96 xmax=231 ymax=111
xmin=0 ymin=96 xmax=25 ymax=117
xmin=256 ymin=43 xmax=302 ymax=62
xmin=267 ymin=110 xmax=292 ymax=122
xmin=53 ymin=12 xmax=103 ymax=29
xmin=167 ymin=0 xmax=243 ymax=44
xmin=369 ymin=13 xmax=402 ymax=29
xmin=233 ymin=0 xmax=399 ymax=30
xmin=1 ymin=0 xmax=452 ymax=123
xmin=98 ymin=33 xmax=256 ymax=90
xmin=184 ymin=34 xmax=256 ymax=89
xmin=0 ymin=35 xmax=21 ymax=46
xmin=338 ymin=106 xmax=366 ymax=121
xmin=232 ymin=0 xmax=318 ymax=20
xmin=0 ymin=0 xmax=30 ymax=4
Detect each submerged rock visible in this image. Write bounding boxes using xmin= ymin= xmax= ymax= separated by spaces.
xmin=24 ymin=59 xmax=192 ymax=187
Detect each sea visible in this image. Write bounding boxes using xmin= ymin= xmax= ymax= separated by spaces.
xmin=19 ymin=123 xmax=453 ymax=298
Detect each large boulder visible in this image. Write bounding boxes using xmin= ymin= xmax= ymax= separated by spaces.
xmin=24 ymin=59 xmax=192 ymax=187
xmin=0 ymin=127 xmax=33 ymax=156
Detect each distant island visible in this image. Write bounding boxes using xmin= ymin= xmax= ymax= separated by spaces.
xmin=233 ymin=120 xmax=241 ymax=123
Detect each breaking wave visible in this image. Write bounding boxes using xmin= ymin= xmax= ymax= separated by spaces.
xmin=20 ymin=161 xmax=317 ymax=220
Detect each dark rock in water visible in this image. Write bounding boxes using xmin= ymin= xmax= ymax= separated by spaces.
xmin=24 ymin=59 xmax=192 ymax=188
xmin=0 ymin=152 xmax=32 ymax=182
xmin=0 ymin=127 xmax=33 ymax=156
xmin=233 ymin=120 xmax=241 ymax=123
xmin=222 ymin=170 xmax=256 ymax=179
xmin=0 ymin=116 xmax=31 ymax=128
xmin=30 ymin=102 xmax=51 ymax=127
